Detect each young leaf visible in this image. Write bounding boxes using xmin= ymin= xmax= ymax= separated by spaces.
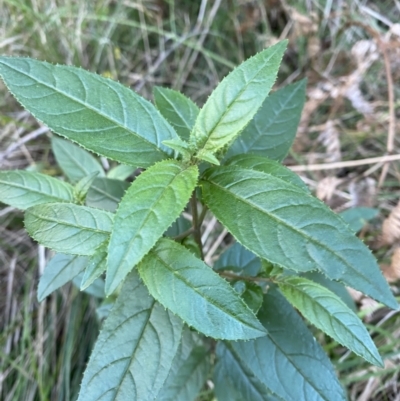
xmin=155 ymin=329 xmax=210 ymax=401
xmin=0 ymin=170 xmax=74 ymax=210
xmin=225 ymin=79 xmax=306 ymax=161
xmin=231 ymin=287 xmax=347 ymax=401
xmin=51 ymin=136 xmax=104 ymax=183
xmin=77 ymin=270 xmax=183 ymax=401
xmin=154 ymin=86 xmax=199 ymax=141
xmin=25 ymin=203 xmax=113 ymax=255
xmin=201 ymin=166 xmax=397 ymax=309
xmin=278 ymin=276 xmax=384 ymax=367
xmin=73 ymin=171 xmax=99 ymax=203
xmin=225 ymin=154 xmax=308 ymax=192
xmin=214 ymin=241 xmax=261 ymax=276
xmin=0 ymin=57 xmax=177 ymax=167
xmin=107 ymin=164 xmax=136 ymax=180
xmin=190 ymin=41 xmax=287 ymax=158
xmin=38 ymin=253 xmax=88 ymax=302
xmin=106 ymin=160 xmax=198 ymax=295
xmin=86 ymin=177 xmax=129 ymax=212
xmin=214 ymin=342 xmax=280 ymax=401
xmin=81 ymin=245 xmax=107 ymax=290
xmin=138 ymin=238 xmax=267 ymax=340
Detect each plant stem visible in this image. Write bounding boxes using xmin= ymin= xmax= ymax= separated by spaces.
xmin=219 ymin=271 xmax=271 ymax=283
xmin=190 ymin=192 xmax=204 ymax=259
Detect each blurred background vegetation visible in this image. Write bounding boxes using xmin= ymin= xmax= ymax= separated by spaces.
xmin=1 ymin=0 xmax=400 ymax=400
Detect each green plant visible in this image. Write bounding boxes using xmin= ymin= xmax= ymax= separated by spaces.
xmin=0 ymin=40 xmax=397 ymax=401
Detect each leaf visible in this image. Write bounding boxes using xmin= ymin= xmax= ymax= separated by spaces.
xmin=73 ymin=273 xmax=105 ymax=298
xmin=214 ymin=241 xmax=261 ymax=276
xmin=225 ymin=154 xmax=308 ymax=192
xmin=155 ymin=329 xmax=210 ymax=401
xmin=201 ymin=165 xmax=397 ymax=309
xmin=225 ymin=79 xmax=306 ymax=161
xmin=77 ymin=270 xmax=183 ymax=401
xmin=51 ymin=136 xmax=104 ymax=183
xmin=278 ymin=276 xmax=384 ymax=367
xmin=0 ymin=57 xmax=177 ymax=167
xmin=107 ymin=164 xmax=136 ymax=180
xmin=25 ymin=203 xmax=113 ymax=256
xmin=164 ymin=215 xmax=191 ymax=238
xmin=138 ymin=238 xmax=267 ymax=340
xmin=233 ymin=281 xmax=264 ymax=314
xmin=153 ymin=86 xmax=199 ymax=141
xmin=73 ymin=171 xmax=99 ymax=203
xmin=340 ymin=207 xmax=379 ymax=233
xmin=86 ymin=177 xmax=129 ymax=212
xmin=81 ymin=245 xmax=107 ymax=290
xmin=38 ymin=253 xmax=88 ymax=302
xmin=162 ymin=138 xmax=192 ymax=159
xmin=0 ymin=170 xmax=74 ymax=210
xmin=231 ymin=287 xmax=347 ymax=401
xmin=214 ymin=342 xmax=280 ymax=401
xmin=190 ymin=41 xmax=287 ymax=158
xmin=106 ymin=160 xmax=198 ymax=296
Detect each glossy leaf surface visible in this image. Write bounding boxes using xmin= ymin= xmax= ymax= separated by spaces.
xmin=106 ymin=160 xmax=198 ymax=295
xmin=154 ymin=86 xmax=199 ymax=141
xmin=77 ymin=270 xmax=183 ymax=401
xmin=201 ymin=165 xmax=397 ymax=308
xmin=38 ymin=253 xmax=88 ymax=302
xmin=0 ymin=57 xmax=177 ymax=166
xmin=138 ymin=238 xmax=267 ymax=340
xmin=25 ymin=203 xmax=113 ymax=255
xmin=191 ymin=41 xmax=286 ymax=157
xmin=278 ymin=277 xmax=383 ymax=367
xmin=0 ymin=170 xmax=74 ymax=210
xmin=155 ymin=329 xmax=210 ymax=401
xmin=51 ymin=136 xmax=104 ymax=183
xmin=225 ymin=79 xmax=306 ymax=161
xmin=232 ymin=287 xmax=346 ymax=401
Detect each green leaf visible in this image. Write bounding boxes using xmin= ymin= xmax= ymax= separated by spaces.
xmin=0 ymin=57 xmax=177 ymax=167
xmin=231 ymin=287 xmax=347 ymax=401
xmin=0 ymin=170 xmax=74 ymax=210
xmin=302 ymin=271 xmax=356 ymax=312
xmin=155 ymin=329 xmax=210 ymax=401
xmin=51 ymin=136 xmax=104 ymax=183
xmin=73 ymin=171 xmax=99 ymax=203
xmin=38 ymin=253 xmax=88 ymax=302
xmin=225 ymin=154 xmax=308 ymax=192
xmin=77 ymin=270 xmax=183 ymax=401
xmin=81 ymin=245 xmax=107 ymax=290
xmin=154 ymin=86 xmax=199 ymax=141
xmin=233 ymin=281 xmax=264 ymax=314
xmin=214 ymin=241 xmax=261 ymax=276
xmin=190 ymin=41 xmax=287 ymax=158
xmin=106 ymin=160 xmax=198 ymax=296
xmin=201 ymin=165 xmax=397 ymax=309
xmin=25 ymin=203 xmax=113 ymax=255
xmin=73 ymin=273 xmax=105 ymax=298
xmin=86 ymin=177 xmax=129 ymax=212
xmin=164 ymin=215 xmax=191 ymax=238
xmin=340 ymin=207 xmax=379 ymax=233
xmin=225 ymin=79 xmax=306 ymax=161
xmin=162 ymin=138 xmax=192 ymax=159
xmin=138 ymin=238 xmax=267 ymax=340
xmin=214 ymin=342 xmax=280 ymax=401
xmin=278 ymin=276 xmax=384 ymax=367
xmin=107 ymin=164 xmax=136 ymax=180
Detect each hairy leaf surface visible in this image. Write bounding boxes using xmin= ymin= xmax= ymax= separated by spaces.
xmin=38 ymin=253 xmax=88 ymax=302
xmin=155 ymin=328 xmax=210 ymax=401
xmin=0 ymin=57 xmax=177 ymax=166
xmin=138 ymin=238 xmax=266 ymax=340
xmin=225 ymin=154 xmax=308 ymax=192
xmin=86 ymin=177 xmax=129 ymax=212
xmin=0 ymin=170 xmax=74 ymax=210
xmin=225 ymin=79 xmax=306 ymax=161
xmin=106 ymin=160 xmax=198 ymax=295
xmin=278 ymin=277 xmax=383 ymax=367
xmin=191 ymin=41 xmax=286 ymax=157
xmin=51 ymin=136 xmax=104 ymax=183
xmin=232 ymin=287 xmax=346 ymax=401
xmin=154 ymin=86 xmax=199 ymax=141
xmin=201 ymin=166 xmax=397 ymax=308
xmin=77 ymin=270 xmax=183 ymax=401
xmin=25 ymin=203 xmax=113 ymax=255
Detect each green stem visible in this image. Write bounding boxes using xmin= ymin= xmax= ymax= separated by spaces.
xmin=190 ymin=192 xmax=204 ymax=260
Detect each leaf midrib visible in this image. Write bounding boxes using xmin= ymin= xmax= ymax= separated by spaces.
xmin=0 ymin=60 xmax=168 ymax=156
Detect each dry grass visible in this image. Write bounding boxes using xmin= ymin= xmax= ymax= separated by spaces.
xmin=1 ymin=0 xmax=400 ymax=400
